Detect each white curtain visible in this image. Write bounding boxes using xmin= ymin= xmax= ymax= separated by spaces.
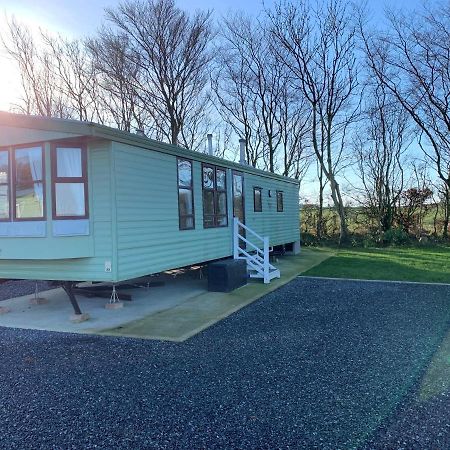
xmin=56 ymin=147 xmax=82 ymax=177
xmin=55 ymin=183 xmax=85 ymax=216
xmin=55 ymin=147 xmax=84 ymax=216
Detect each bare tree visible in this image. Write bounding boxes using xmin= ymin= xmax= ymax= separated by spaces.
xmin=213 ymin=12 xmax=312 ymax=179
xmin=354 ymin=82 xmax=410 ymax=236
xmin=397 ymin=163 xmax=433 ymax=236
xmin=105 ymin=0 xmax=214 ymax=147
xmin=3 ymin=19 xmax=108 ymax=123
xmin=212 ymin=14 xmax=273 ymax=168
xmin=360 ymin=3 xmax=450 ymax=238
xmin=269 ymin=0 xmax=360 ymax=244
xmin=87 ymin=30 xmax=145 ymax=131
xmin=2 ymin=19 xmax=68 ymax=117
xmin=211 ymin=54 xmax=263 ymax=167
xmin=438 ymin=185 xmax=450 ymax=238
xmin=43 ymin=34 xmax=99 ymax=122
xmin=429 ymin=175 xmax=450 ymax=237
xmin=277 ymin=87 xmax=312 ymax=179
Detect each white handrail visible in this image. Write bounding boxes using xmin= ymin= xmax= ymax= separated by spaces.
xmin=233 ymin=217 xmax=278 ymax=284
xmin=237 ymin=235 xmax=264 ymax=255
xmin=235 ymin=253 xmax=264 ymax=275
xmin=238 ymin=248 xmax=261 ymax=264
xmin=234 ymin=218 xmax=265 ymax=243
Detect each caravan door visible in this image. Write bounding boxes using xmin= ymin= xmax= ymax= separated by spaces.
xmin=233 ymin=171 xmax=245 ymax=224
xmin=232 ymin=171 xmax=245 ymax=247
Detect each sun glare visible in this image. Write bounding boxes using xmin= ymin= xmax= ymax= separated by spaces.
xmin=0 ymin=51 xmax=20 ymax=112
xmin=0 ymin=6 xmax=65 ymax=113
xmin=0 ymin=51 xmax=21 ymax=112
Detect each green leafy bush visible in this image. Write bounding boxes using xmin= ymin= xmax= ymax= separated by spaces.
xmin=382 ymin=228 xmax=411 ymax=246
xmin=300 ymin=232 xmax=318 ymax=246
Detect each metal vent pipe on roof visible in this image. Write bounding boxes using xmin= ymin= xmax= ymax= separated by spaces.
xmin=207 ymin=133 xmax=213 ymax=156
xmin=239 ymin=138 xmax=246 ymax=165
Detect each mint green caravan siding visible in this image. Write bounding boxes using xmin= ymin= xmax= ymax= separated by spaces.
xmin=244 ymin=174 xmax=299 ymax=246
xmin=112 ymin=142 xmax=299 ymax=282
xmin=0 ymin=112 xmax=300 ymax=283
xmin=113 ymin=142 xmax=234 ymax=281
xmin=0 ymin=141 xmax=114 ymax=281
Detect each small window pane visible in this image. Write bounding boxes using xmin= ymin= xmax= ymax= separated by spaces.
xmin=277 ymin=191 xmax=284 ymax=212
xmin=233 ymin=174 xmax=242 ymax=196
xmin=202 ymin=164 xmax=230 ymax=229
xmin=0 ymin=185 xmax=8 ymax=219
xmin=203 ymin=166 xmax=214 ymax=189
xmin=15 ymin=147 xmax=44 ymax=219
xmin=233 ymin=174 xmax=244 ymax=221
xmin=178 ymin=188 xmax=193 ymax=216
xmin=16 ymin=182 xmax=44 ymax=218
xmin=254 ymin=188 xmax=262 ymax=212
xmin=217 ymin=215 xmax=227 ymax=226
xmin=178 ymin=160 xmax=192 ymax=187
xmin=57 ymin=148 xmax=82 ymax=178
xmin=216 ymin=192 xmax=227 ymax=215
xmin=55 ymin=183 xmax=85 ymax=217
xmin=16 ymin=147 xmax=43 ymax=183
xmin=0 ymin=152 xmax=8 ymax=184
xmin=216 ymin=169 xmax=226 ymax=190
xmin=180 ymin=216 xmax=194 ymax=229
xmin=203 ymin=190 xmax=214 ymax=215
xmin=233 ymin=197 xmax=244 ymax=221
xmin=204 ymin=217 xmax=214 ymax=228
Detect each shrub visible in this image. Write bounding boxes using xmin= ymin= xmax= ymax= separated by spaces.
xmin=382 ymin=228 xmax=411 ymax=246
xmin=362 ymin=236 xmax=378 ymax=248
xmin=300 ymin=232 xmax=318 ymax=246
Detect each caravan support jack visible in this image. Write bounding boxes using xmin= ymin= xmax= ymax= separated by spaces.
xmin=61 ymin=282 xmax=89 ymax=322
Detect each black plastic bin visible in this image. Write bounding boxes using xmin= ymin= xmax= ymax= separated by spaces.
xmin=207 ymin=259 xmax=247 ymax=292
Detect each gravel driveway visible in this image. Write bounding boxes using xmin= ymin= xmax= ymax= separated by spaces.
xmin=1 ymin=277 xmax=450 ymax=449
xmin=0 ymin=280 xmax=51 ymax=301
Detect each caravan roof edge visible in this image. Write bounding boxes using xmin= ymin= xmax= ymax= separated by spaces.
xmin=0 ymin=111 xmax=300 ymax=186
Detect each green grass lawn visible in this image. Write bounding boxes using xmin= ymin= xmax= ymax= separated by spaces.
xmin=303 ymin=246 xmax=450 ymax=283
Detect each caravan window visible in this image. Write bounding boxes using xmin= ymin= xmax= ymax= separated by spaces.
xmin=277 ymin=191 xmax=284 ymax=212
xmin=253 ymin=187 xmax=262 ymax=212
xmin=0 ymin=150 xmax=9 ymax=220
xmin=177 ymin=158 xmax=195 ymax=230
xmin=14 ymin=146 xmax=45 ymax=220
xmin=52 ymin=144 xmax=88 ymax=219
xmin=202 ymin=164 xmax=228 ymax=228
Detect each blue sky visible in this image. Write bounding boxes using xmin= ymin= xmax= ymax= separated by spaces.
xmin=0 ymin=0 xmax=426 ymax=201
xmin=1 ymin=0 xmax=260 ymax=37
xmin=1 ymin=0 xmax=424 ymax=37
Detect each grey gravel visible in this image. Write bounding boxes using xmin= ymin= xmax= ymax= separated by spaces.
xmin=0 ymin=277 xmax=450 ymax=449
xmin=364 ymin=392 xmax=450 ymax=449
xmin=0 ymin=280 xmax=52 ymax=302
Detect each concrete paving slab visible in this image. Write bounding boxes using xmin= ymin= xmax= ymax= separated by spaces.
xmin=0 ymin=248 xmax=333 ymax=341
xmin=99 ymin=248 xmax=334 ymax=341
xmin=0 ymin=274 xmax=207 ymax=334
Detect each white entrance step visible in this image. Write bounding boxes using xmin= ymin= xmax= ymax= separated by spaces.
xmin=233 ymin=218 xmax=281 ymax=284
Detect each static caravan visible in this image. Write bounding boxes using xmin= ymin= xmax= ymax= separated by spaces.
xmin=0 ymin=112 xmax=300 ymax=309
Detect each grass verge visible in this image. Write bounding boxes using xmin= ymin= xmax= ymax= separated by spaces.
xmin=302 ymin=245 xmax=450 ymax=283
xmin=96 ymin=248 xmax=333 ymax=341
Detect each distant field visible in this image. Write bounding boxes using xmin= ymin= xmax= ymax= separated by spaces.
xmin=303 ymin=246 xmax=450 ymax=283
xmin=300 ymin=205 xmax=447 ymax=237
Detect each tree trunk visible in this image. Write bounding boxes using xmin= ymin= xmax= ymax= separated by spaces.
xmin=329 ymin=177 xmax=349 ymax=245
xmin=443 ymin=188 xmax=450 ymax=239
xmin=325 ymin=120 xmax=348 ymax=245
xmin=316 ymin=163 xmax=324 ymax=240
